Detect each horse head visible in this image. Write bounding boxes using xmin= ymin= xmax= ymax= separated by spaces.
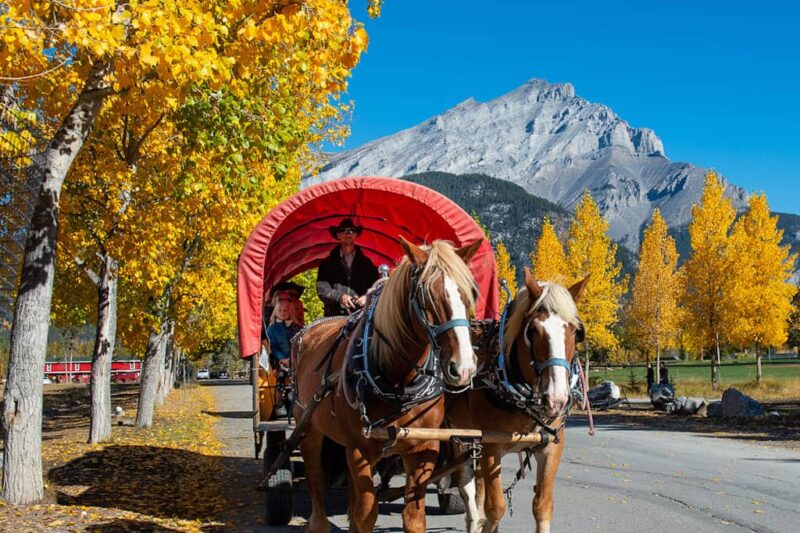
xmin=506 ymin=268 xmax=589 ymax=419
xmin=376 ymin=237 xmax=481 ymax=388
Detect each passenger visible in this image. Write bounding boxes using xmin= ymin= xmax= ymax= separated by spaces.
xmin=266 ymin=292 xmax=303 ymax=367
xmin=316 ymin=217 xmax=379 ymax=317
xmin=264 ymin=287 xmax=303 ymax=419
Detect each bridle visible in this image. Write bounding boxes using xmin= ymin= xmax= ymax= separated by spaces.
xmin=482 ymin=282 xmax=582 ymax=437
xmin=349 ymin=264 xmax=474 ymax=434
xmin=409 ymin=266 xmax=472 ymax=360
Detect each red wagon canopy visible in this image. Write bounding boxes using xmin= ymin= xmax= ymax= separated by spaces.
xmin=237 ymin=176 xmax=499 ymax=358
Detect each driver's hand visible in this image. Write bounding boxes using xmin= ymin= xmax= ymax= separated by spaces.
xmin=355 ymin=295 xmax=367 ymax=308
xmin=340 ymin=294 xmax=354 ymax=308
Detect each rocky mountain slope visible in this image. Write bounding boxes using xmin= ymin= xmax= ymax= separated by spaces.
xmin=306 ymin=78 xmax=749 ymax=248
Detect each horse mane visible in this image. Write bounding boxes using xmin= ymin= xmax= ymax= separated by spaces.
xmin=373 ymin=241 xmax=477 ymax=369
xmin=503 ymin=281 xmax=581 ymax=354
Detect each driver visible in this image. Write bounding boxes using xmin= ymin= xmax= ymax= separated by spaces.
xmin=316 ymin=217 xmax=379 ymax=316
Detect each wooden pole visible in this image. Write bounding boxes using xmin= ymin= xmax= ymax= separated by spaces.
xmin=367 ymin=427 xmax=546 ymax=444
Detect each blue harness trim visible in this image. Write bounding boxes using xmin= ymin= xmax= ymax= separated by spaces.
xmin=533 ymin=357 xmax=573 ymax=375
xmin=349 ymin=266 xmax=472 ymax=430
xmin=431 ymin=318 xmax=470 ymax=337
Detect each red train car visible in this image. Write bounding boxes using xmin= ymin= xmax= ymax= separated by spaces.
xmin=44 ymin=360 xmax=142 ymax=383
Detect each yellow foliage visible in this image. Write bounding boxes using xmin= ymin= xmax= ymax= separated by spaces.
xmin=565 ymin=191 xmax=627 ymax=351
xmin=531 ymin=217 xmax=568 ymax=284
xmin=626 ymin=209 xmax=681 ymax=360
xmin=723 ymin=193 xmax=797 ymax=349
xmin=39 ymin=1 xmax=379 ymax=359
xmin=682 ymin=172 xmax=736 ymax=354
xmin=495 ymin=241 xmax=517 ymax=310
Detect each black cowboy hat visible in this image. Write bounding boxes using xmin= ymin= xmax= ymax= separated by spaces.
xmin=328 ymin=217 xmax=363 ymax=239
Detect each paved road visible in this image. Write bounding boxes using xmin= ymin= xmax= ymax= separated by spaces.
xmin=209 ymin=382 xmax=800 ymax=532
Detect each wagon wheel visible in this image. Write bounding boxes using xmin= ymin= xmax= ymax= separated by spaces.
xmin=437 ymin=491 xmax=466 ymax=514
xmin=264 ymin=430 xmax=293 ymax=526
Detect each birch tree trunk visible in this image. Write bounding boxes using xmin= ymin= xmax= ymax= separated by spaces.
xmin=755 ymin=344 xmax=762 ymax=383
xmin=88 ymin=255 xmax=118 ymax=443
xmin=155 ymin=330 xmax=173 ymax=407
xmin=1 ymin=60 xmax=112 ymax=505
xmin=135 ymin=319 xmax=170 ymax=428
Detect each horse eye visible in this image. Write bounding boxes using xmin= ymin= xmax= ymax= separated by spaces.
xmin=575 ymin=326 xmax=585 ymax=343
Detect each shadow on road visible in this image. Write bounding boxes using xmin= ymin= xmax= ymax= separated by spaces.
xmin=568 ymin=410 xmax=800 ymax=446
xmin=203 ymin=410 xmax=253 ymax=419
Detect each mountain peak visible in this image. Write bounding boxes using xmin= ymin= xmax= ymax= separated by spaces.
xmin=307 ymin=79 xmax=746 ymax=247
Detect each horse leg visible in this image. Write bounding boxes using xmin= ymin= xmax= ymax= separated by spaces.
xmin=345 ymin=445 xmax=378 ymax=533
xmin=474 ymin=464 xmax=487 ymax=527
xmin=455 ymin=462 xmax=482 ymax=532
xmin=480 ymin=447 xmax=506 ymax=533
xmin=298 ymin=428 xmax=331 ymax=533
xmin=532 ymin=438 xmax=565 ymax=533
xmin=402 ymin=448 xmax=438 ymax=533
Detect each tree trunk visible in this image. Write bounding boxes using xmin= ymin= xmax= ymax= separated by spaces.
xmin=655 ymin=340 xmax=661 ymax=384
xmin=1 ymin=60 xmax=112 ymax=505
xmin=755 ymin=344 xmax=762 ymax=383
xmin=135 ymin=319 xmax=169 ymax=428
xmin=710 ymin=333 xmax=721 ymax=390
xmin=155 ymin=323 xmax=174 ymax=406
xmin=88 ymin=255 xmax=118 ymax=443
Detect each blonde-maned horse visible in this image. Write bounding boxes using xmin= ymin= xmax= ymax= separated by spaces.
xmin=292 ymin=237 xmax=482 ymax=533
xmin=448 ymin=268 xmax=589 ymax=533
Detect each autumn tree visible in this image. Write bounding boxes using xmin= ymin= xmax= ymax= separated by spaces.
xmin=788 ymin=289 xmax=800 ymax=353
xmin=682 ymin=172 xmax=736 ymax=388
xmin=1 ymin=0 xmax=375 ymax=504
xmin=530 ymin=217 xmax=568 ymax=285
xmin=627 ymin=210 xmax=680 ymax=379
xmin=495 ymin=241 xmax=518 ymax=310
xmin=565 ymin=191 xmax=627 ymax=355
xmin=722 ymin=194 xmax=797 ymax=381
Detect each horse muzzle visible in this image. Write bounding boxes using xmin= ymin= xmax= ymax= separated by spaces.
xmin=444 ymin=360 xmax=475 ymax=387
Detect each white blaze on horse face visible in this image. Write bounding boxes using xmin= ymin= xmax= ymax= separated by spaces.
xmin=444 ymin=275 xmax=476 ymax=384
xmin=540 ymin=314 xmax=570 ymax=415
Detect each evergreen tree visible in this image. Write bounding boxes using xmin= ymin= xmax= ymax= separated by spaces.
xmin=565 ymin=191 xmax=627 ymax=353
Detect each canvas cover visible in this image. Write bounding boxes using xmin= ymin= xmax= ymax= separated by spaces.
xmin=237 ymin=176 xmax=499 ymax=358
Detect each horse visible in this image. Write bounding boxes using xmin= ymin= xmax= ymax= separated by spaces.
xmin=447 ymin=268 xmax=589 ymax=533
xmin=292 ymin=237 xmax=482 ymax=533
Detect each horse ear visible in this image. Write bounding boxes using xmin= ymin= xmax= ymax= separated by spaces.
xmin=399 ymin=235 xmax=428 ymax=266
xmin=524 ymin=267 xmax=544 ymax=300
xmin=568 ymin=275 xmax=590 ymax=303
xmin=455 ymin=239 xmax=482 ymax=263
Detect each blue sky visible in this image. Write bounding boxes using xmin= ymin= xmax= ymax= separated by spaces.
xmin=338 ymin=0 xmax=800 ymax=214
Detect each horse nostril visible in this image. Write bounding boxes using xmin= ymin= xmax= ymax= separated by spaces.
xmin=447 ymin=361 xmax=460 ymax=380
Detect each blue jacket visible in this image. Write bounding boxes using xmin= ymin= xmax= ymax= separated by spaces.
xmin=266 ymin=321 xmax=301 ymax=361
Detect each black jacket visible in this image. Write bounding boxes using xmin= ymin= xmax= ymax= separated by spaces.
xmin=316 ymin=245 xmax=379 ymax=316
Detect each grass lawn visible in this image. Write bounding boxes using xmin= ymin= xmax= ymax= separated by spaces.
xmin=589 ymin=361 xmax=800 ymax=400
